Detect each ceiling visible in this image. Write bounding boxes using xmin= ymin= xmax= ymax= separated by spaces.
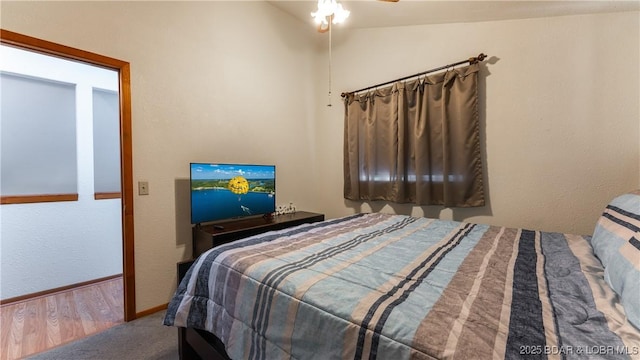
xmin=268 ymin=0 xmax=640 ymax=30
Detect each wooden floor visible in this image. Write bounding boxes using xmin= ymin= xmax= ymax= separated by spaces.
xmin=0 ymin=276 xmax=124 ymax=360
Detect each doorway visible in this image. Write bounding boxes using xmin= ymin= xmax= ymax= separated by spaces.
xmin=0 ymin=29 xmax=135 ymax=321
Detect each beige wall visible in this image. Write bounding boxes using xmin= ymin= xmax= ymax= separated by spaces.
xmin=1 ymin=1 xmax=322 ymax=312
xmin=317 ymin=11 xmax=640 ymax=236
xmin=2 ymin=2 xmax=639 ymax=313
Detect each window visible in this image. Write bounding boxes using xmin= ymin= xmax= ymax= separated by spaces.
xmin=343 ymin=65 xmax=485 ymax=207
xmin=92 ymin=88 xmax=121 ymax=199
xmin=1 ymin=71 xmax=78 ymax=203
xmin=0 ymin=43 xmax=120 ymax=204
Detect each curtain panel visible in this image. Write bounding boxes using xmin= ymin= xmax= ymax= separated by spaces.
xmin=343 ymin=63 xmax=484 ymax=207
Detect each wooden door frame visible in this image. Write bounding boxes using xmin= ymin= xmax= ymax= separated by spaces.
xmin=0 ymin=29 xmax=137 ymax=321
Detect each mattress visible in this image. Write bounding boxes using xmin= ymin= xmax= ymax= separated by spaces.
xmin=164 ymin=213 xmax=640 ymax=359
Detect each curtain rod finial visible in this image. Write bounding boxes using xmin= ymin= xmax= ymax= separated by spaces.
xmin=471 ymin=53 xmax=487 ymax=63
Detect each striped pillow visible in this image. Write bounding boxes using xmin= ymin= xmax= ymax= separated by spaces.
xmin=591 ymin=190 xmax=640 ymax=329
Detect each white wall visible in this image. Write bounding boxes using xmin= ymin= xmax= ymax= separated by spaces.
xmin=317 ymin=11 xmax=640 ymax=236
xmin=0 ymin=45 xmax=122 ymax=299
xmin=2 ymin=2 xmax=639 ymax=312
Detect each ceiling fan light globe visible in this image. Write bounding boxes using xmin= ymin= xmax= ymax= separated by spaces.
xmin=311 ymin=12 xmax=325 ymax=24
xmin=332 ymin=5 xmax=350 ymax=24
xmin=311 ymin=0 xmax=349 ymax=25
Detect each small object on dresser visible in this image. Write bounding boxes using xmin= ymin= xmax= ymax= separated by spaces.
xmin=275 ymin=202 xmax=296 ymax=216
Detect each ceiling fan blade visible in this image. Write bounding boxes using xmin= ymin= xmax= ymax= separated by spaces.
xmin=378 ymin=0 xmax=400 ymax=2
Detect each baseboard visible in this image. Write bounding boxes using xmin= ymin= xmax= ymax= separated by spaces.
xmin=136 ymin=303 xmax=168 ymax=318
xmin=0 ymin=274 xmax=122 ymax=305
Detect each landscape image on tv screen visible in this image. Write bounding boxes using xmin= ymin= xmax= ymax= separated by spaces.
xmin=190 ymin=163 xmax=275 ymax=224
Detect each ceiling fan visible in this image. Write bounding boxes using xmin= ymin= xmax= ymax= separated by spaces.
xmin=313 ymin=0 xmax=400 ymax=105
xmin=314 ymin=0 xmax=400 ymax=33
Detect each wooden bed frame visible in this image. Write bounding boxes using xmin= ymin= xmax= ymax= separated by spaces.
xmin=178 ymin=327 xmax=230 ymax=360
xmin=176 ymin=260 xmax=231 ymax=360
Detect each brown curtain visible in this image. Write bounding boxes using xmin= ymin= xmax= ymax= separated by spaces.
xmin=343 ymin=63 xmax=484 ymax=207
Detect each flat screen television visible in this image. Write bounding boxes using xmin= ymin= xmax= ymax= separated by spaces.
xmin=190 ymin=163 xmax=276 ymax=225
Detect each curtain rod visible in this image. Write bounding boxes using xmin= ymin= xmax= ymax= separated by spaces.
xmin=341 ymin=53 xmax=487 ymax=98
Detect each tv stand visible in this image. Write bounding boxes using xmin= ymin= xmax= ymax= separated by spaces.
xmin=192 ymin=211 xmax=324 ymax=257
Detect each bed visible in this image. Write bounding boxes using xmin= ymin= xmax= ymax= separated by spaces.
xmin=164 ymin=191 xmax=640 ymax=359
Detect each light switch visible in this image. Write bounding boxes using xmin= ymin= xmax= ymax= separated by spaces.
xmin=138 ymin=181 xmax=149 ymax=195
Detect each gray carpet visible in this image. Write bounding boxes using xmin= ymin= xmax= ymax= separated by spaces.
xmin=27 ymin=311 xmax=178 ymax=360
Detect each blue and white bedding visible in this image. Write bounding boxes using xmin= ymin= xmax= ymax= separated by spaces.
xmin=165 ymin=211 xmax=640 ymax=359
xmin=591 ymin=190 xmax=640 ymax=330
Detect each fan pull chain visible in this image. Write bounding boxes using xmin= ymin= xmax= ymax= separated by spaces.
xmin=327 ymin=22 xmax=333 ymax=107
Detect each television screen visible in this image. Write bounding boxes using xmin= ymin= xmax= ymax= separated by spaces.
xmin=190 ymin=163 xmax=276 ymax=224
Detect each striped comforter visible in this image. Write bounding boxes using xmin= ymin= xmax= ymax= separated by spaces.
xmin=164 ymin=213 xmax=640 ymax=359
